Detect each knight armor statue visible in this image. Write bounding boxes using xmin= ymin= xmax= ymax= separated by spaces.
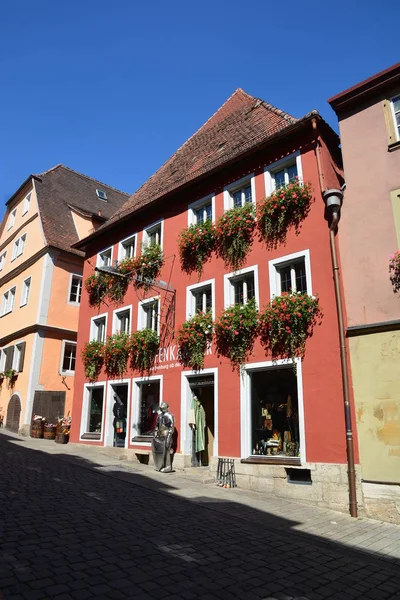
xmin=152 ymin=402 xmax=175 ymax=473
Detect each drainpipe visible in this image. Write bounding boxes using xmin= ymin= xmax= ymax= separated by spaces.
xmin=312 ymin=119 xmax=358 ymax=518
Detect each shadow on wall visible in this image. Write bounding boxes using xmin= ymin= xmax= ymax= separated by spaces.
xmin=0 ymin=432 xmax=399 ymax=600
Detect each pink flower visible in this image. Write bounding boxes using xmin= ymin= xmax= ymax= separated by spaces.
xmin=234 ymin=330 xmax=239 ymax=335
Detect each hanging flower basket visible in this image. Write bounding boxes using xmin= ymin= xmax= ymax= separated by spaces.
xmin=107 ymin=258 xmax=136 ymax=304
xmin=85 ymin=273 xmax=111 ymax=308
xmin=179 ymin=220 xmax=216 ymax=279
xmin=259 ymin=292 xmax=322 ymax=368
xmin=176 ymin=310 xmax=213 ymax=371
xmin=134 ymin=244 xmax=164 ymax=291
xmin=257 ymin=180 xmax=313 ymax=249
xmin=130 ymin=329 xmax=160 ymax=374
xmin=104 ymin=332 xmax=130 ymax=379
xmin=214 ymin=298 xmax=259 ymax=371
xmin=389 ymin=251 xmax=400 ymax=293
xmin=215 ymin=203 xmax=256 ymax=270
xmin=81 ymin=340 xmax=105 ymax=382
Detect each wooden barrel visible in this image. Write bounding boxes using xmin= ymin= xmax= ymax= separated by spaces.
xmin=30 ymin=421 xmax=44 ymax=438
xmin=55 ymin=433 xmax=69 ymax=444
xmin=43 ymin=425 xmax=57 ymax=440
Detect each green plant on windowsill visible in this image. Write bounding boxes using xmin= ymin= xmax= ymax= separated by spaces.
xmin=176 ymin=310 xmax=213 ymax=372
xmin=103 ymin=332 xmax=130 ymax=379
xmin=215 ymin=203 xmax=256 ymax=271
xmin=84 ymin=272 xmax=111 ymax=308
xmin=179 ymin=219 xmax=216 ymax=279
xmin=81 ymin=340 xmax=105 ymax=383
xmin=214 ymin=298 xmax=259 ymax=371
xmin=134 ymin=244 xmax=164 ymax=291
xmin=4 ymin=369 xmax=17 ymax=380
xmin=129 ymin=328 xmax=160 ymax=374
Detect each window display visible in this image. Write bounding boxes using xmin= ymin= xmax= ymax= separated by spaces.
xmin=88 ymin=387 xmax=104 ymax=433
xmin=139 ymin=382 xmax=159 ymax=435
xmin=250 ymin=368 xmax=299 ymax=457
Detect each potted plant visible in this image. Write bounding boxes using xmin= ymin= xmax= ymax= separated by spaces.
xmin=257 ymin=179 xmax=313 ymax=249
xmin=134 ymin=244 xmax=164 ymax=291
xmin=84 ymin=272 xmax=111 ymax=307
xmin=107 ymin=258 xmax=136 ymax=304
xmin=4 ymin=369 xmax=18 ymax=386
xmin=214 ymin=298 xmax=259 ymax=371
xmin=258 ymin=292 xmax=322 ymax=368
xmin=81 ymin=340 xmax=105 ymax=382
xmin=389 ymin=251 xmax=400 ymax=293
xmin=130 ymin=328 xmax=159 ymax=374
xmin=179 ymin=219 xmax=216 ymax=279
xmin=176 ymin=310 xmax=213 ymax=371
xmin=215 ymin=203 xmax=256 ymax=270
xmin=103 ymin=332 xmax=130 ymax=379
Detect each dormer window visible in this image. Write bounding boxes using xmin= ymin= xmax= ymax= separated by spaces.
xmin=96 ymin=189 xmax=108 ymax=201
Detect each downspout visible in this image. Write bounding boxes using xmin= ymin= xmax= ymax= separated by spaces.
xmin=312 ymin=119 xmax=358 ymax=518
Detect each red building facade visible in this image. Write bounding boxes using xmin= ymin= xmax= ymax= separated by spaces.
xmin=70 ymin=90 xmax=360 ymax=512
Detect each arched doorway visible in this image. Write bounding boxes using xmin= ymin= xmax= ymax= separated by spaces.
xmin=6 ymin=395 xmax=21 ymax=433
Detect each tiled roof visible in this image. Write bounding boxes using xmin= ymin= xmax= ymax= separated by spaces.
xmin=104 ymin=88 xmax=297 ymax=227
xmin=34 ymin=165 xmax=129 ymax=255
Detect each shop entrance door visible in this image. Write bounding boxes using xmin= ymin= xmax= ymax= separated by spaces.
xmin=108 ymin=384 xmax=128 ymax=448
xmin=188 ymin=374 xmax=215 ymax=467
xmin=6 ymin=394 xmax=21 ymax=433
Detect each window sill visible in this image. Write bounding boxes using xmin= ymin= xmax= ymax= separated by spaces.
xmin=61 ymin=371 xmax=74 ymax=376
xmin=132 ymin=435 xmax=153 ymax=443
xmin=241 ymin=456 xmax=301 ymax=466
xmin=81 ymin=432 xmax=101 ymax=440
xmin=67 ymin=301 xmax=81 ymax=307
xmin=388 ymin=141 xmax=400 ymax=153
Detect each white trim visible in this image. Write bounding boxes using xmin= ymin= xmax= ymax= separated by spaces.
xmin=186 ymin=278 xmax=216 ymax=320
xmin=105 ymin=379 xmax=131 ymax=448
xmin=180 ymin=367 xmax=219 ymax=458
xmin=131 ymin=375 xmax=163 ymax=441
xmin=90 ymin=312 xmax=108 ymax=343
xmin=390 ymin=95 xmax=400 ymax=142
xmin=22 ymin=192 xmax=32 ymax=216
xmin=24 ymin=331 xmax=45 ymax=424
xmin=11 ymin=233 xmax=27 ymax=261
xmin=36 ymin=252 xmax=56 ymax=325
xmin=137 ymin=296 xmax=160 ymax=334
xmin=118 ymin=233 xmax=137 ymax=261
xmin=11 ymin=339 xmax=25 ymax=371
xmin=112 ymin=305 xmax=132 ymax=335
xmin=188 ymin=194 xmax=216 ymax=225
xmin=20 ymin=275 xmax=32 ymax=307
xmin=264 ymin=151 xmax=303 ymax=196
xmin=240 ymin=358 xmax=306 ymax=463
xmin=223 ymin=264 xmax=259 ymax=309
xmin=59 ymin=340 xmax=77 ymax=376
xmin=223 ymin=173 xmax=256 ymax=211
xmin=268 ymin=249 xmax=312 ymax=298
xmin=1 ymin=285 xmax=16 ymax=316
xmin=96 ymin=245 xmax=113 ymax=268
xmin=67 ymin=273 xmax=83 ymax=305
xmin=80 ymin=382 xmax=107 ymax=442
xmin=0 ymin=250 xmax=7 ymax=271
xmin=142 ymin=218 xmax=164 ymax=250
xmin=7 ymin=208 xmax=16 ymax=231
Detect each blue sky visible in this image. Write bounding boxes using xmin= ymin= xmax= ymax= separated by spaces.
xmin=1 ymin=0 xmax=398 ymax=209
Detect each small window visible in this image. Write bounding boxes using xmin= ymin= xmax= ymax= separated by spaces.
xmin=272 ymin=163 xmax=298 ymax=190
xmin=188 ymin=195 xmax=214 ymax=225
xmin=97 ymin=248 xmax=112 ymax=268
xmin=20 ymin=277 xmax=31 ymax=307
xmin=193 ymin=285 xmax=212 ymax=314
xmin=119 ymin=235 xmax=136 ymax=260
xmin=7 ymin=209 xmax=16 ymax=231
xmin=96 ymin=189 xmax=108 ymax=201
xmin=0 ymin=251 xmax=6 ymax=272
xmin=391 ymin=96 xmax=400 ymax=140
xmin=224 ymin=176 xmax=255 ymax=210
xmin=225 ymin=267 xmax=258 ymax=308
xmin=91 ymin=316 xmax=106 ymax=343
xmin=1 ymin=287 xmax=16 ymax=316
xmin=143 ymin=220 xmax=163 ymax=248
xmin=269 ymin=251 xmax=312 ymax=298
xmin=139 ymin=298 xmax=159 ymax=333
xmin=22 ymin=192 xmax=32 ymax=216
xmin=12 ymin=234 xmax=26 ymax=260
xmin=69 ymin=275 xmax=82 ymax=304
xmin=87 ymin=387 xmax=104 ymax=434
xmin=61 ymin=342 xmax=77 ymax=374
xmin=12 ymin=341 xmax=26 ymax=372
xmin=113 ymin=308 xmax=131 ymax=334
xmin=265 ymin=154 xmax=303 ymax=197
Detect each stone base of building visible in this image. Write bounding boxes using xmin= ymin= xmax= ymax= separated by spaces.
xmin=362 ymin=482 xmax=400 ymax=524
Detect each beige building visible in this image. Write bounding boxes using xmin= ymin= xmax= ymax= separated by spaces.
xmin=0 ymin=165 xmax=128 ymax=433
xmin=329 ymin=63 xmax=400 ymax=523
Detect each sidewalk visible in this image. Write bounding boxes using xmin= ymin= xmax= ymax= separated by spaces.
xmin=2 ymin=429 xmax=400 ymax=563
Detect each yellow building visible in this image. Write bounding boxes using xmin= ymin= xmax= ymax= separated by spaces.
xmin=0 ymin=165 xmax=128 ymax=433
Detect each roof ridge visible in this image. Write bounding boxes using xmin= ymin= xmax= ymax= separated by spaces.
xmin=37 ymin=164 xmax=130 ymax=196
xmin=259 ymin=99 xmax=297 ymax=123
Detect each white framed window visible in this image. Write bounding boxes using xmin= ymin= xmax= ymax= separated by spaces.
xmin=0 ymin=251 xmax=6 ymax=272
xmin=224 ymin=266 xmax=259 ymax=308
xmin=188 ymin=194 xmax=215 ymax=225
xmin=68 ymin=274 xmax=82 ymax=304
xmin=90 ymin=313 xmax=108 ymax=343
xmin=97 ymin=246 xmax=112 ymax=268
xmin=22 ymin=192 xmax=32 ymax=216
xmin=60 ymin=341 xmax=77 ymax=374
xmin=1 ymin=286 xmax=16 ymax=316
xmin=142 ymin=219 xmax=163 ymax=249
xmin=264 ymin=152 xmax=303 ymax=196
xmin=391 ymin=96 xmax=400 ymax=141
xmin=96 ymin=189 xmax=108 ymax=201
xmin=186 ymin=279 xmax=215 ymax=319
xmin=20 ymin=277 xmax=31 ymax=307
xmin=7 ymin=209 xmax=16 ymax=231
xmin=11 ymin=234 xmax=26 ymax=260
xmin=138 ymin=297 xmax=160 ymax=333
xmin=113 ymin=306 xmax=132 ymax=334
xmin=223 ymin=174 xmax=256 ymax=211
xmin=81 ymin=383 xmax=106 ymax=440
xmin=131 ymin=376 xmax=162 ymax=441
xmin=118 ymin=234 xmax=137 ymax=261
xmin=269 ymin=250 xmax=312 ymax=298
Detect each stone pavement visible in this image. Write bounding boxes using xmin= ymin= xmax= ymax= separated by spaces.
xmin=0 ymin=430 xmax=399 ymax=600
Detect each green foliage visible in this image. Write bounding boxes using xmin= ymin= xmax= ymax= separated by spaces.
xmin=176 ymin=310 xmax=213 ymax=371
xmin=215 ymin=203 xmax=256 ymax=270
xmin=130 ymin=328 xmax=160 ymax=374
xmin=81 ymin=340 xmax=104 ymax=382
xmin=179 ymin=219 xmax=216 ymax=279
xmin=103 ymin=332 xmax=130 ymax=379
xmin=214 ymin=298 xmax=259 ymax=371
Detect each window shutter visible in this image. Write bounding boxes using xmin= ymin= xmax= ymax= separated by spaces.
xmin=18 ymin=342 xmax=26 ymax=372
xmin=383 ymin=100 xmax=397 ymax=145
xmin=5 ymin=346 xmax=14 ymax=371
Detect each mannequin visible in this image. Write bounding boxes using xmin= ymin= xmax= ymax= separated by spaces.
xmin=113 ymin=394 xmax=126 ymax=446
xmin=152 ymin=402 xmax=175 ymax=473
xmin=188 ymin=389 xmax=206 ymax=466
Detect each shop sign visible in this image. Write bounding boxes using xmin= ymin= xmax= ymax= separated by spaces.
xmin=153 ymin=343 xmax=213 ymax=371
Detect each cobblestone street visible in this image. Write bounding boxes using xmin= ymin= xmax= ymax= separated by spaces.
xmin=0 ymin=431 xmax=399 ymax=600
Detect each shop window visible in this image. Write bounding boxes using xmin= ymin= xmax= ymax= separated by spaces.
xmin=250 ymin=367 xmax=300 ymax=459
xmin=113 ymin=307 xmax=131 ymax=334
xmin=87 ymin=387 xmax=104 ymax=435
xmin=187 ymin=280 xmax=214 ymax=319
xmin=132 ymin=380 xmax=160 ymax=440
xmin=143 ymin=220 xmax=163 ymax=248
xmin=224 ymin=175 xmax=255 ymax=210
xmin=264 ymin=153 xmax=303 ymax=196
xmin=91 ymin=314 xmax=107 ymax=343
xmin=20 ymin=277 xmax=31 ymax=307
xmin=225 ymin=266 xmax=258 ymax=308
xmin=69 ymin=275 xmax=82 ymax=304
xmin=138 ymin=297 xmax=159 ymax=333
xmin=188 ymin=195 xmax=214 ymax=225
xmin=97 ymin=247 xmax=112 ymax=268
xmin=61 ymin=341 xmax=77 ymax=374
xmin=118 ymin=234 xmax=136 ymax=260
xmin=269 ymin=250 xmax=312 ymax=298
